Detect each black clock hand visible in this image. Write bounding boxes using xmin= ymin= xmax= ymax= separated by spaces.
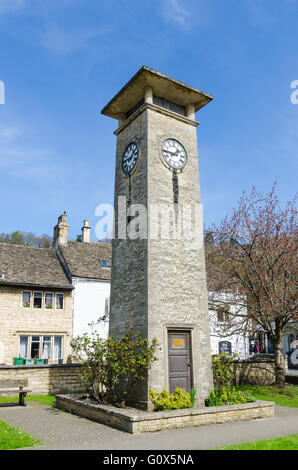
xmin=165 ymin=149 xmax=179 ymax=158
xmin=123 ymin=152 xmax=133 ymax=162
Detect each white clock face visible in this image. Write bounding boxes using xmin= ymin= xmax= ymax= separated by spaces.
xmin=161 ymin=139 xmax=187 ymax=170
xmin=122 ymin=142 xmax=138 ymax=176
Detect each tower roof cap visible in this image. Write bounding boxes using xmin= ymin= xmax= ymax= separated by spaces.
xmin=101 ymin=66 xmax=213 ymax=119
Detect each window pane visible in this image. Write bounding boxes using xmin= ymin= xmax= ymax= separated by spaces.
xmin=42 ymin=336 xmax=51 ymax=359
xmin=45 ymin=293 xmax=53 ymax=310
xmin=104 ymin=297 xmax=110 ymax=319
xmin=53 ymin=336 xmax=62 ymax=359
xmin=217 ymin=311 xmax=224 ymax=322
xmin=31 ymin=336 xmax=40 ymax=358
xmin=19 ymin=336 xmax=28 ymax=358
xmin=99 ymin=259 xmax=110 ymax=267
xmin=22 ymin=291 xmax=31 ymax=308
xmin=56 ymin=294 xmax=64 ymax=310
xmin=33 ymin=292 xmax=42 ymax=309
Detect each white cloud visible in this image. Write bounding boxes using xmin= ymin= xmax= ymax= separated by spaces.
xmin=0 ymin=0 xmax=112 ymax=55
xmin=40 ymin=24 xmax=113 ymax=55
xmin=0 ymin=126 xmax=22 ymax=142
xmin=0 ymin=145 xmax=63 ymax=181
xmin=0 ymin=124 xmax=61 ymax=180
xmin=161 ymin=0 xmax=192 ymax=31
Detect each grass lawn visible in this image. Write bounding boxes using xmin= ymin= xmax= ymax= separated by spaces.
xmin=0 ymin=394 xmax=56 ymax=407
xmin=216 ymin=433 xmax=298 ymax=450
xmin=236 ymin=384 xmax=298 ymax=408
xmin=0 ymin=419 xmax=42 ymax=450
xmin=0 ymin=395 xmax=55 ymax=449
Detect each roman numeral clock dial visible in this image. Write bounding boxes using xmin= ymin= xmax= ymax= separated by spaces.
xmin=161 ymin=139 xmax=188 ymax=171
xmin=122 ymin=142 xmax=138 ymax=176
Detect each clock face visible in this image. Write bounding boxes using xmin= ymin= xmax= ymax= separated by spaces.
xmin=161 ymin=139 xmax=187 ymax=171
xmin=122 ymin=142 xmax=138 ymax=176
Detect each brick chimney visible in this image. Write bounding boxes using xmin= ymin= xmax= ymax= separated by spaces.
xmin=53 ymin=211 xmax=69 ymax=247
xmin=81 ymin=219 xmax=91 ymax=243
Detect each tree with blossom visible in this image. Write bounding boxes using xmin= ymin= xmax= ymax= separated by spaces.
xmin=206 ymin=183 xmax=297 ymax=386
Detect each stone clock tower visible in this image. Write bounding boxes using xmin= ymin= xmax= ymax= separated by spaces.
xmin=101 ymin=66 xmax=214 ymax=410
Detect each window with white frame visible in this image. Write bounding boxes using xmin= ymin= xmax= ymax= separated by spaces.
xmin=42 ymin=336 xmax=52 ymax=359
xmin=217 ymin=309 xmax=230 ymax=324
xmin=33 ymin=292 xmax=42 ymax=309
xmin=31 ymin=336 xmax=41 ymax=358
xmin=22 ymin=291 xmax=31 ymax=308
xmin=104 ymin=297 xmax=110 ymax=321
xmin=45 ymin=293 xmax=53 ymax=310
xmin=56 ymin=293 xmax=64 ymax=310
xmin=22 ymin=291 xmax=65 ymax=310
xmin=19 ymin=336 xmax=29 ymax=358
xmin=53 ymin=336 xmax=62 ymax=359
xmin=18 ymin=335 xmax=63 ymax=361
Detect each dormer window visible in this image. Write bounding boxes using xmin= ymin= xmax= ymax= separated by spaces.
xmin=99 ymin=259 xmax=110 ymax=268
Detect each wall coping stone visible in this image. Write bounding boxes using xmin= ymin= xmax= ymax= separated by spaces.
xmin=56 ymin=394 xmax=274 ymax=423
xmin=233 ymin=359 xmax=275 ymax=364
xmin=0 ymin=364 xmax=82 ymax=370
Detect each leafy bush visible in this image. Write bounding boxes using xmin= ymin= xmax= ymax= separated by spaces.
xmin=211 ymin=352 xmax=237 ymax=387
xmin=205 ymin=386 xmax=250 ymax=407
xmin=149 ymin=387 xmax=193 ymax=411
xmin=207 ymin=353 xmax=253 ymax=407
xmin=72 ymin=327 xmax=158 ymax=407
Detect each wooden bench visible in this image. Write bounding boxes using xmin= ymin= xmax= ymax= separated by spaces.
xmin=0 ymin=380 xmax=32 ymax=406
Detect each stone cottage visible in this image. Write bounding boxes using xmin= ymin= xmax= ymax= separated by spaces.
xmin=0 ymin=242 xmax=73 ymax=365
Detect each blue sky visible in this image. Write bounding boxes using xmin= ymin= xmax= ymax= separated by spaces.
xmin=0 ymin=0 xmax=297 ymax=241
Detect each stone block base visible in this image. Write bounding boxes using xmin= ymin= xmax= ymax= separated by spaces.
xmin=56 ymin=394 xmax=275 ymax=434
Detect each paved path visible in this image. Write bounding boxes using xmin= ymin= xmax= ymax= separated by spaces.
xmin=0 ymin=402 xmax=297 ymax=450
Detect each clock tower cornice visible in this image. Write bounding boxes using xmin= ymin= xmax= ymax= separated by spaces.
xmin=101 ymin=65 xmax=213 ymax=123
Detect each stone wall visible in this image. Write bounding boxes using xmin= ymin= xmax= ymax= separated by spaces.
xmin=232 ymin=360 xmax=275 ymax=386
xmin=56 ymin=394 xmax=275 ymax=434
xmin=0 ymin=360 xmax=278 ymax=397
xmin=0 ymin=364 xmax=85 ymax=395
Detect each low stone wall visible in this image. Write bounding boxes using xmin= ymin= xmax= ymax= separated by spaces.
xmin=232 ymin=360 xmax=275 ymax=386
xmin=0 ymin=364 xmax=85 ymax=395
xmin=0 ymin=360 xmax=280 ymax=396
xmin=56 ymin=394 xmax=275 ymax=434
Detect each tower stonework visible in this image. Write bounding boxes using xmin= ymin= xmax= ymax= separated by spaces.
xmin=101 ymin=66 xmax=214 ymax=410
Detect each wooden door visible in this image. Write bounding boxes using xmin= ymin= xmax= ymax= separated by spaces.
xmin=168 ymin=331 xmax=192 ymax=394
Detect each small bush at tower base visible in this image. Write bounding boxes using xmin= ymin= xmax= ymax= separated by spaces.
xmin=149 ymin=387 xmax=193 ymax=411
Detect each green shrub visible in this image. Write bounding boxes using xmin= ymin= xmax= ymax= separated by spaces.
xmin=207 ymin=352 xmax=255 ymax=407
xmin=211 ymin=352 xmax=237 ymax=387
xmin=149 ymin=387 xmax=193 ymax=411
xmin=72 ymin=327 xmax=159 ymax=407
xmin=205 ymin=386 xmax=252 ymax=407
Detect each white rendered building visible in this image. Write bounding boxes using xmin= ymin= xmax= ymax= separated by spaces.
xmin=209 ymin=292 xmax=250 ymax=359
xmin=53 ymin=215 xmax=111 ymax=340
